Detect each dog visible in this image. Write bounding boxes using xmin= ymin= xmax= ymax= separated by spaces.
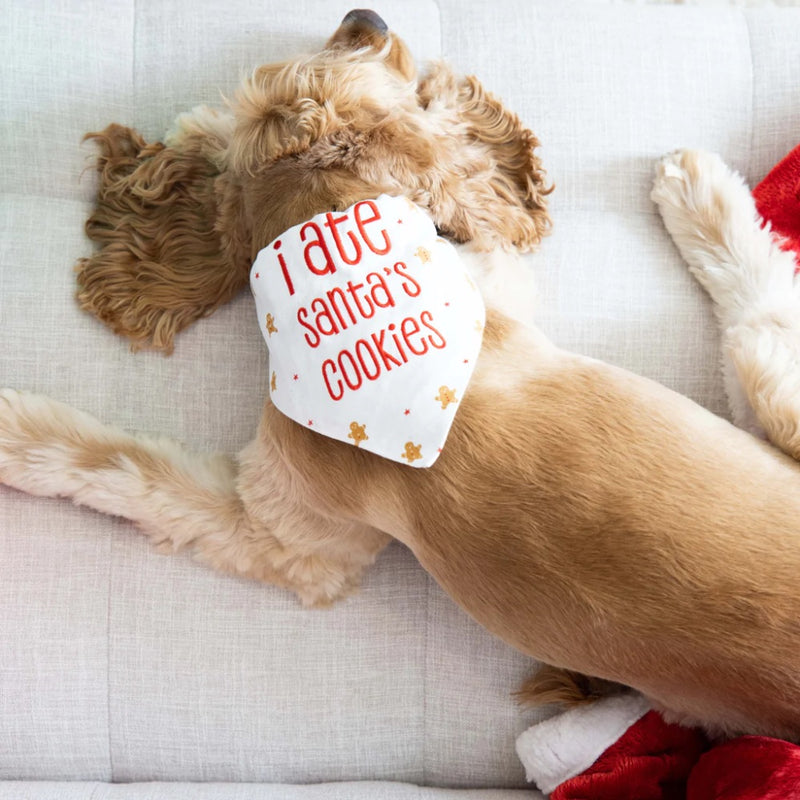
xmin=2 ymin=10 xmax=800 ymax=741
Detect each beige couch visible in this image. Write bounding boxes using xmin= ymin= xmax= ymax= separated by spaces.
xmin=2 ymin=1 xmax=799 ymax=797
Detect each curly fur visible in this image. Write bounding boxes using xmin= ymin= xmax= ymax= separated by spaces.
xmin=76 ymin=116 xmax=251 ymax=353
xmin=77 ymin=27 xmax=551 ymax=354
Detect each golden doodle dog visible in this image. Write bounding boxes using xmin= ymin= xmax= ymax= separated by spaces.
xmin=2 ymin=10 xmax=800 ymax=740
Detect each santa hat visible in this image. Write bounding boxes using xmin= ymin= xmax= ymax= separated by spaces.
xmin=516 ymin=694 xmax=706 ymax=799
xmin=516 ymin=693 xmax=800 ymax=799
xmin=753 ymin=142 xmax=800 ymax=271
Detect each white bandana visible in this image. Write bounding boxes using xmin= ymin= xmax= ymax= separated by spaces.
xmin=250 ymin=195 xmax=485 ymax=467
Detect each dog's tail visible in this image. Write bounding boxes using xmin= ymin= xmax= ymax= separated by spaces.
xmin=515 ymin=664 xmax=626 ymax=708
xmin=76 ymin=114 xmax=251 ymax=355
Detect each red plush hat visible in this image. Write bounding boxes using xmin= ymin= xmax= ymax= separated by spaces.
xmin=516 ymin=693 xmax=800 ymax=800
xmin=688 ymin=736 xmax=800 ymax=800
xmin=516 ymin=694 xmax=707 ymax=800
xmin=753 ymin=143 xmax=800 ymax=271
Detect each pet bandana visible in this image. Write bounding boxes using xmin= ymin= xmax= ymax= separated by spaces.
xmin=250 ymin=194 xmax=485 ymax=467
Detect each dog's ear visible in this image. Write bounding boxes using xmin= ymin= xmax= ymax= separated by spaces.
xmin=417 ymin=63 xmax=552 ymax=251
xmin=76 ymin=119 xmax=250 ymax=355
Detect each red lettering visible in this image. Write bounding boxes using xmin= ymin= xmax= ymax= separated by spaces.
xmin=326 ymin=286 xmax=357 ymax=329
xmin=301 ymin=222 xmax=336 ymax=276
xmin=297 ymin=307 xmax=320 ymax=348
xmin=338 ymin=350 xmax=362 ymax=391
xmin=354 ymin=200 xmax=391 ymax=255
xmin=345 ymin=280 xmax=375 ymax=319
xmin=370 ymin=328 xmax=402 ymax=370
xmin=322 ymin=359 xmax=344 ymax=401
xmin=393 ymin=261 xmax=421 ymax=297
xmin=311 ymin=297 xmax=340 ymax=336
xmin=321 ymin=311 xmax=448 ymax=401
xmin=323 ymin=212 xmax=362 ymax=265
xmin=365 ymin=271 xmax=395 ymax=309
xmin=420 ymin=310 xmax=447 ymax=349
xmin=274 ymin=240 xmax=294 ymax=296
xmin=400 ymin=316 xmax=428 ymax=356
xmin=388 ymin=323 xmax=409 ymax=364
xmin=355 ymin=339 xmax=381 ymax=381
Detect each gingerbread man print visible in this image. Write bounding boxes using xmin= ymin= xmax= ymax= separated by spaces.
xmin=348 ymin=421 xmax=369 ymax=447
xmin=435 ymin=386 xmax=458 ymax=410
xmin=266 ymin=313 xmax=278 ymax=336
xmin=401 ymin=442 xmax=423 ymax=464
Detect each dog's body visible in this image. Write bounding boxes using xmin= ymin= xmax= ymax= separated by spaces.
xmin=2 ymin=12 xmax=800 ymax=740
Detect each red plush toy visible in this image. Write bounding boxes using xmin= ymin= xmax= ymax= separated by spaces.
xmin=516 ymin=694 xmax=800 ymax=799
xmin=516 ymin=144 xmax=800 ymax=800
xmin=753 ymin=142 xmax=800 ymax=271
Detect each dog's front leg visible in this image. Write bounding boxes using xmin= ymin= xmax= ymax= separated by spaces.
xmin=0 ymin=389 xmax=388 ymax=606
xmin=652 ymin=149 xmax=800 ymax=457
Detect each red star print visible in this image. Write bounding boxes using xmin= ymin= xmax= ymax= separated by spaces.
xmin=397 ymin=219 xmax=403 ymax=224
xmin=255 ymin=272 xmax=260 ymax=279
xmin=463 ymin=359 xmax=469 ymax=364
xmin=308 ymin=420 xmax=313 ymax=426
xmin=404 ymin=409 xmax=411 ymax=416
xmin=444 ymin=302 xmax=450 ymax=307
xmin=293 ymin=374 xmax=299 ymax=381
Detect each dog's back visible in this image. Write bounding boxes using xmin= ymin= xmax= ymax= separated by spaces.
xmin=280 ymin=313 xmax=800 ymax=739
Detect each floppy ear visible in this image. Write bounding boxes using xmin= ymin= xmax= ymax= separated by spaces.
xmin=76 ymin=116 xmax=250 ymax=355
xmin=417 ymin=63 xmax=552 ymax=251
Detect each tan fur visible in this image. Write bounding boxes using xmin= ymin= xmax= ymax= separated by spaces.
xmin=76 ymin=121 xmax=250 ymax=353
xmin=3 ymin=13 xmax=800 ymax=741
xmin=76 ymin=22 xmax=551 ymax=354
xmin=515 ymin=665 xmax=625 ymax=708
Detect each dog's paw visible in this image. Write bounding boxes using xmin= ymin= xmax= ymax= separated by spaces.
xmin=0 ymin=389 xmax=48 ymax=495
xmin=284 ymin=553 xmax=365 ymax=609
xmin=651 ymin=150 xmax=728 ymax=299
xmin=651 ymin=148 xmax=747 ymax=242
xmin=0 ymin=389 xmax=35 ymax=492
xmin=653 ymin=149 xmax=798 ymax=318
xmin=653 ymin=148 xmax=729 ymax=186
xmin=0 ymin=389 xmax=91 ymax=499
xmin=652 ymin=149 xmax=781 ymax=310
xmin=652 ymin=148 xmax=751 ymax=215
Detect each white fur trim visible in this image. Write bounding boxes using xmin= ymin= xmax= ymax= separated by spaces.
xmin=515 ymin=694 xmax=651 ymax=793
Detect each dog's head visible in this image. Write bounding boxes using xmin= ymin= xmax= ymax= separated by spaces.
xmin=228 ymin=9 xmax=552 ymax=255
xmin=78 ymin=11 xmax=551 ymax=354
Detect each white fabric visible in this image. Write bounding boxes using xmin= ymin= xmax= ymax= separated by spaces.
xmin=2 ymin=0 xmax=800 ymax=791
xmin=251 ymin=196 xmax=484 ymax=467
xmin=515 ymin=694 xmax=652 ymax=793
